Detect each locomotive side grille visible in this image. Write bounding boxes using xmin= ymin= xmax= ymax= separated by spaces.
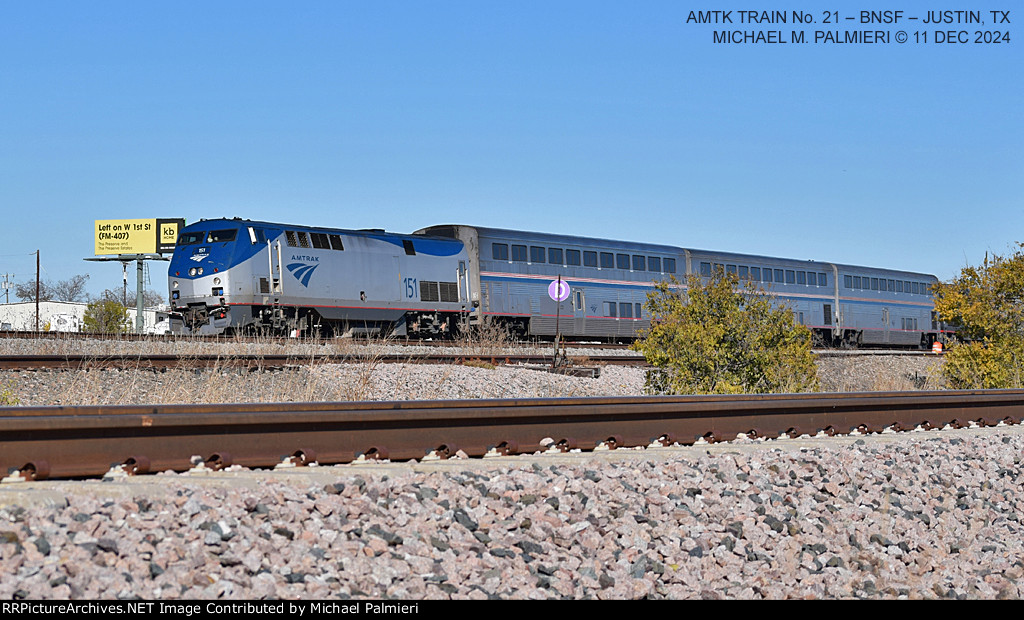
xmin=420 ymin=281 xmax=439 ymax=302
xmin=259 ymin=278 xmax=271 ymax=294
xmin=439 ymin=282 xmax=459 ymax=303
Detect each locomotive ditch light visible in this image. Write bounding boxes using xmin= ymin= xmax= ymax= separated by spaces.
xmin=188 ymin=268 xmax=197 ymax=276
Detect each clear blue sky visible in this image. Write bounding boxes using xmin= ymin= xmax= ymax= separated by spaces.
xmin=1 ymin=1 xmax=1020 ymax=298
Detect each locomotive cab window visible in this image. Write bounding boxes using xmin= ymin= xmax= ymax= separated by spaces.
xmin=329 ymin=235 xmax=344 ymax=251
xmin=207 ymin=230 xmax=237 ymax=243
xmin=247 ymin=227 xmax=267 ymax=245
xmin=178 ymin=232 xmax=205 ymax=245
xmin=403 ymin=240 xmax=416 ymax=255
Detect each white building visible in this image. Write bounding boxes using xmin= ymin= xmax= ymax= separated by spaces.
xmin=0 ymin=301 xmax=171 ymax=333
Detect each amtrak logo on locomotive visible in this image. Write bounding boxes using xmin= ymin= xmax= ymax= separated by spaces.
xmin=287 ymin=261 xmax=319 ymax=287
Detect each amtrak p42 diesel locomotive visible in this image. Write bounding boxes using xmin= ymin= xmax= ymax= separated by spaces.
xmin=168 ymin=218 xmax=948 ymax=347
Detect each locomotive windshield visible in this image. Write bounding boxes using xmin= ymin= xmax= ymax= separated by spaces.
xmin=177 ymin=231 xmax=205 ymax=245
xmin=207 ymin=229 xmax=237 ymax=243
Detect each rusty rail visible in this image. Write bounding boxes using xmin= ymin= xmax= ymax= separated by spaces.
xmin=1 ymin=390 xmax=1020 ymax=481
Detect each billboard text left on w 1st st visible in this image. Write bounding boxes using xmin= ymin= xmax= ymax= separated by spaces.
xmin=684 ymin=9 xmax=1012 ymax=46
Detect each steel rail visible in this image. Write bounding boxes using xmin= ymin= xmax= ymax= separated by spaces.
xmin=0 ymin=331 xmax=939 ymax=355
xmin=1 ymin=390 xmax=1020 ymax=481
xmin=0 ymin=353 xmax=644 ymax=371
xmin=0 ymin=330 xmax=630 ymax=348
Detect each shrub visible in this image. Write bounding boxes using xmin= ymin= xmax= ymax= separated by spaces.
xmin=83 ymin=299 xmax=129 ymax=334
xmin=933 ymin=245 xmax=1024 ymax=388
xmin=632 ymin=272 xmax=819 ymax=394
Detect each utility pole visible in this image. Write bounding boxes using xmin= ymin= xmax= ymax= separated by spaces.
xmin=35 ymin=250 xmax=40 ymax=332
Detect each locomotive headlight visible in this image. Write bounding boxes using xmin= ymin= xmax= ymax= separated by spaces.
xmin=172 ymin=281 xmax=179 ymax=289
xmin=213 ymin=277 xmax=221 ymax=285
xmin=188 ymin=268 xmax=197 ymax=277
xmin=197 ymin=267 xmax=204 ymax=275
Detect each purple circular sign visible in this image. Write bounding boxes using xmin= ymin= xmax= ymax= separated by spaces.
xmin=548 ymin=279 xmax=570 ymax=302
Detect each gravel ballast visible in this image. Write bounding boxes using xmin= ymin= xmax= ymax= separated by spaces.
xmin=0 ymin=428 xmax=1021 ymax=600
xmin=3 ymin=351 xmax=1019 ymax=599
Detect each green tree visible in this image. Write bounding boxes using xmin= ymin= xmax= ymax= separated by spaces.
xmin=83 ymin=299 xmax=129 ymax=334
xmin=631 ymin=272 xmax=819 ymax=395
xmin=932 ymin=245 xmax=1024 ymax=388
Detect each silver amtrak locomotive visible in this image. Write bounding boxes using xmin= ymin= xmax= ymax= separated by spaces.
xmin=168 ymin=218 xmax=471 ymax=336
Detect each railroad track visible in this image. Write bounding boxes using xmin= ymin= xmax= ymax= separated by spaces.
xmin=0 ymin=330 xmax=940 ymax=355
xmin=1 ymin=390 xmax=1018 ymax=481
xmin=0 ymin=330 xmax=632 ymax=349
xmin=0 ymin=353 xmax=644 ymax=371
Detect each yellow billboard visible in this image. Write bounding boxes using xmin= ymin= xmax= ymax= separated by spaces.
xmin=94 ymin=218 xmax=185 ymax=255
